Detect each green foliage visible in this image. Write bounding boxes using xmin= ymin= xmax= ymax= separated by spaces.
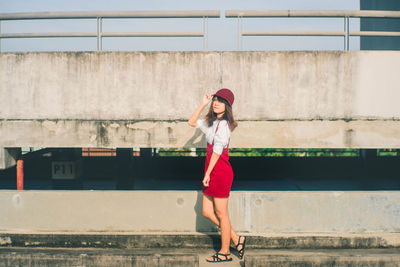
xmin=157 ymin=148 xmax=400 ymax=157
xmin=378 ymin=148 xmax=400 ymax=157
xmin=157 ymin=148 xmax=364 ymax=157
xmin=228 ymin=148 xmax=360 ymax=157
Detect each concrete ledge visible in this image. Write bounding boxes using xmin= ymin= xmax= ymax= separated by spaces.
xmin=1 ymin=190 xmax=400 ymax=233
xmin=2 ymin=119 xmax=400 ymax=148
xmin=2 ymin=247 xmax=400 ymax=267
xmin=245 ymin=249 xmax=400 ymax=267
xmin=1 ymin=232 xmax=400 ymax=249
xmin=0 ymin=248 xmax=198 ymax=267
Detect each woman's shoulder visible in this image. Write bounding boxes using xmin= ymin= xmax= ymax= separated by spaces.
xmin=196 ymin=118 xmax=207 ymax=128
xmin=221 ymin=119 xmax=230 ymax=124
xmin=218 ymin=119 xmax=231 ymax=131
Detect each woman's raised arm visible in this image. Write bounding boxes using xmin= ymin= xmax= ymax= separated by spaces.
xmin=187 ymin=93 xmax=214 ymax=127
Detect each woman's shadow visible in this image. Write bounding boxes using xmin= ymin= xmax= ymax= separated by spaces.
xmin=185 ymin=128 xmax=221 ymax=251
xmin=183 ymin=127 xmax=206 ymax=148
xmin=194 ymin=191 xmax=221 ymax=251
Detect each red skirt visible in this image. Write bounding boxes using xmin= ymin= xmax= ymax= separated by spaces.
xmin=202 ymin=142 xmax=233 ymax=197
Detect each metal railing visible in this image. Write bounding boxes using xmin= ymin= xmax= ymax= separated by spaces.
xmin=1 ymin=10 xmax=400 ymax=52
xmin=225 ymin=10 xmax=400 ymax=50
xmin=0 ymin=10 xmax=220 ymax=52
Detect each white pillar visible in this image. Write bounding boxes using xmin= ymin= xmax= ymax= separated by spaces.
xmin=0 ymin=148 xmax=21 ymax=170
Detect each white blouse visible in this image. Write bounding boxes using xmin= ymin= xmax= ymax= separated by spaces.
xmin=196 ymin=118 xmax=231 ymax=155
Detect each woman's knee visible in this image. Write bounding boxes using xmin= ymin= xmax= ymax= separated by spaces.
xmin=215 ymin=208 xmax=228 ymax=220
xmin=202 ymin=206 xmax=214 ymax=219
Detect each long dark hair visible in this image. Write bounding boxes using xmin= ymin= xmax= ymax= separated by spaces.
xmin=204 ymin=95 xmax=238 ymax=131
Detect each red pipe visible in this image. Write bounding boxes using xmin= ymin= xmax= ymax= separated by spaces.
xmin=17 ymin=160 xmax=24 ymax=190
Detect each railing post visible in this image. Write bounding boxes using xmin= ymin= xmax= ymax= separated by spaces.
xmin=344 ymin=16 xmax=350 ymax=51
xmin=100 ymin=18 xmax=103 ymax=51
xmin=203 ymin=16 xmax=208 ymax=51
xmin=97 ymin=17 xmax=102 ymax=51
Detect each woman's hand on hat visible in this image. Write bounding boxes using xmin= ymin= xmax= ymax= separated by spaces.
xmin=202 ymin=93 xmax=214 ymax=106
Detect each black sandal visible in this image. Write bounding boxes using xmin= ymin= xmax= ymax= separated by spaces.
xmin=235 ymin=236 xmax=246 ymax=259
xmin=205 ymin=252 xmax=232 ymax=263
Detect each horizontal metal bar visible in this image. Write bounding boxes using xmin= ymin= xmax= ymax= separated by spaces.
xmin=226 ymin=10 xmax=400 ymax=18
xmin=0 ymin=32 xmax=205 ymax=39
xmin=350 ymin=31 xmax=400 ymax=37
xmin=242 ymin=31 xmax=345 ymax=36
xmin=102 ymin=32 xmax=204 ymax=37
xmin=0 ymin=10 xmax=220 ymax=20
xmin=0 ymin=33 xmax=97 ymax=38
xmin=241 ymin=31 xmax=400 ymax=37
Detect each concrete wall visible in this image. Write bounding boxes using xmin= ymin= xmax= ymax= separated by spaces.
xmin=1 ymin=190 xmax=399 ymax=234
xmin=1 ymin=51 xmax=400 ymax=148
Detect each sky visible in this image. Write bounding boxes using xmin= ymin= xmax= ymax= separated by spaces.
xmin=0 ymin=0 xmax=360 ymax=52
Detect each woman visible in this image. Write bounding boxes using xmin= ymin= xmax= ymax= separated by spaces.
xmin=188 ymin=88 xmax=246 ymax=263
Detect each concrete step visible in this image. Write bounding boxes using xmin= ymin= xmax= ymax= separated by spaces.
xmin=1 ymin=232 xmax=400 ymax=249
xmin=0 ymin=247 xmax=200 ymax=267
xmin=1 ymin=247 xmax=400 ymax=267
xmin=245 ymin=248 xmax=400 ymax=267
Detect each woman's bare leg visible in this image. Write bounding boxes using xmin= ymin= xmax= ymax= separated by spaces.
xmin=213 ymin=196 xmax=231 ymax=255
xmin=202 ymin=194 xmax=240 ymax=245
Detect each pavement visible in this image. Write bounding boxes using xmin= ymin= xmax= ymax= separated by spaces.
xmin=2 ymin=247 xmax=400 ymax=266
xmin=1 ymin=232 xmax=400 ymax=266
xmin=0 ymin=247 xmax=242 ymax=267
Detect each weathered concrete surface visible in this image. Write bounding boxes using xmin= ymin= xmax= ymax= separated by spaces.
xmin=245 ymin=249 xmax=400 ymax=267
xmin=0 ymin=247 xmax=198 ymax=267
xmin=1 ymin=247 xmax=400 ymax=267
xmin=1 ymin=120 xmax=400 ymax=148
xmin=1 ymin=51 xmax=400 ymax=148
xmin=1 ymin=232 xmax=400 ymax=249
xmin=0 ymin=190 xmax=400 ymax=234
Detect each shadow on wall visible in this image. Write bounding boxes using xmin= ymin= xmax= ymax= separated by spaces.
xmin=194 ymin=191 xmax=221 ymax=251
xmin=194 ymin=191 xmax=217 ymax=232
xmin=184 ymin=127 xmax=207 ymax=148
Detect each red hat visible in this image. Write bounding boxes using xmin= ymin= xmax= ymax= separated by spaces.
xmin=214 ymin=88 xmax=234 ymax=107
